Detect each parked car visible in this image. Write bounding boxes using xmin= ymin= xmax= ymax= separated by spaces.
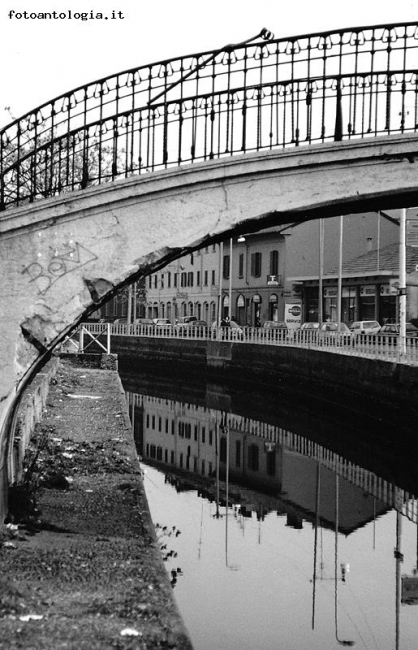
xmin=297 ymin=321 xmax=354 ymax=345
xmin=175 ymin=319 xmax=209 ymax=336
xmin=263 ymin=321 xmax=288 ymax=330
xmin=211 ymin=320 xmax=244 ymax=340
xmin=260 ymin=321 xmax=289 ymax=340
xmin=349 ymin=320 xmax=381 ymax=335
xmin=134 ymin=318 xmax=155 ymax=326
xmin=373 ymin=322 xmax=418 ymax=344
xmin=176 ymin=316 xmax=198 ymax=325
xmin=152 ymin=318 xmax=172 ymax=335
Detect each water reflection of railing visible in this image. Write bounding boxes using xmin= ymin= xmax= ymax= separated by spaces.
xmin=126 ymin=390 xmax=418 ymax=524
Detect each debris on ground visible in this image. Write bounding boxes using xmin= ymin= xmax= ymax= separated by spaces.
xmin=0 ymin=358 xmax=193 ymax=650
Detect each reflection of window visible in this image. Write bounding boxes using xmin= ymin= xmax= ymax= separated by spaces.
xmin=220 ymin=437 xmax=227 ymax=463
xmin=266 ymin=451 xmax=276 ymax=476
xmin=248 ymin=444 xmax=259 ymax=471
xmin=236 ymin=440 xmax=241 ymax=467
xmin=251 ymin=253 xmax=262 ymax=278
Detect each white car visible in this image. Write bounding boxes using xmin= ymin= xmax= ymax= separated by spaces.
xmin=349 ymin=320 xmax=381 ymax=335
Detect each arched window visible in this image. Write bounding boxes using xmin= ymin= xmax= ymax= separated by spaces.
xmin=203 ymin=302 xmax=209 ymax=322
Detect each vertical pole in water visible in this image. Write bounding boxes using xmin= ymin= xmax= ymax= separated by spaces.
xmin=312 ymin=462 xmax=321 ymax=629
xmin=395 ymin=510 xmax=402 ymax=650
xmin=225 ymin=420 xmax=230 ymax=566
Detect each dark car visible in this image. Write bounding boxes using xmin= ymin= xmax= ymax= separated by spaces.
xmin=374 ymin=323 xmax=418 ymax=344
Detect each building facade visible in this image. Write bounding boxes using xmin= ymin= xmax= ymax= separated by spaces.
xmin=100 ymin=209 xmax=418 ymax=326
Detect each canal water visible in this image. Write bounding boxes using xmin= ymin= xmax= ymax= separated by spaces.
xmin=121 ymin=369 xmax=418 ymax=650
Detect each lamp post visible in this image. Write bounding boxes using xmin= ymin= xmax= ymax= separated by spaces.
xmin=399 ymin=208 xmax=407 ymax=358
xmin=228 ymin=238 xmax=233 ymax=321
xmin=319 ymin=219 xmax=324 ymax=326
xmin=337 ymin=216 xmax=343 ymax=329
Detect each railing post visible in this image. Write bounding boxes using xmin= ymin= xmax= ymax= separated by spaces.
xmin=107 ymin=323 xmax=111 ymax=354
xmin=334 ymin=79 xmax=343 ymax=142
xmin=79 ymin=326 xmax=84 ymax=354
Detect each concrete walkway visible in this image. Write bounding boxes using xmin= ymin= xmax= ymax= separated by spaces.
xmin=0 ymin=358 xmax=193 ymax=650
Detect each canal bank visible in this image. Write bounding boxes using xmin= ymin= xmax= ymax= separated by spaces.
xmin=0 ymin=357 xmax=193 ymax=650
xmin=110 ymin=335 xmax=418 ymax=430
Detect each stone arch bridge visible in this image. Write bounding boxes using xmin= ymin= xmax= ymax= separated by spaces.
xmin=1 ymin=21 xmax=418 ymax=481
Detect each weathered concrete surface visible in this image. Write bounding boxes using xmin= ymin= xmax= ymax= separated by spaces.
xmin=2 ymin=134 xmax=418 ymax=500
xmin=0 ymin=359 xmax=193 ymax=650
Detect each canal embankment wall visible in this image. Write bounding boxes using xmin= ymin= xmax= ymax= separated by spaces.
xmin=110 ymin=335 xmax=418 ymax=418
xmin=1 ymin=356 xmax=193 ymax=650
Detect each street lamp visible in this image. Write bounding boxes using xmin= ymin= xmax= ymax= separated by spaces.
xmin=399 ymin=208 xmax=407 ymax=358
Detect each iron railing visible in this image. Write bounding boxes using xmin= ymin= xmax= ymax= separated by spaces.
xmin=76 ymin=322 xmax=418 ymax=366
xmin=1 ymin=22 xmax=418 ymax=210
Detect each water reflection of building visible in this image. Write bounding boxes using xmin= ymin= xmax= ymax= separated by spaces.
xmin=126 ymin=391 xmax=418 ymax=532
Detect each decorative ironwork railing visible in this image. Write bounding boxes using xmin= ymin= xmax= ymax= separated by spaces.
xmin=1 ymin=22 xmax=418 ymax=210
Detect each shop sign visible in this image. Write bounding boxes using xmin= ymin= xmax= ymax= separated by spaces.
xmin=402 ymin=576 xmax=418 ymax=605
xmin=285 ymin=303 xmax=302 ymax=329
xmin=360 ymin=285 xmax=376 ymax=296
xmin=267 ymin=275 xmax=279 ymax=286
xmin=380 ymin=282 xmax=399 ymax=296
xmin=324 ymin=287 xmax=352 ymax=298
xmin=407 ymin=219 xmax=418 ymax=247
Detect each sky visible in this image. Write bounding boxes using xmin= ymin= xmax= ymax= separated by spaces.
xmin=1 ymin=0 xmax=418 ymax=128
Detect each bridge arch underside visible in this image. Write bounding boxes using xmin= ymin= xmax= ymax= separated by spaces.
xmin=1 ymin=135 xmax=418 ymax=438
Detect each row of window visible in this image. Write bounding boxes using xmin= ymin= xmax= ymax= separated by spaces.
xmin=149 ymin=269 xmax=217 ymax=289
xmin=149 ymin=250 xmax=280 ymax=288
xmin=145 ymin=440 xmax=276 ymax=476
xmin=146 ymin=414 xmax=215 ymax=445
xmin=222 ymin=250 xmax=279 ymax=280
